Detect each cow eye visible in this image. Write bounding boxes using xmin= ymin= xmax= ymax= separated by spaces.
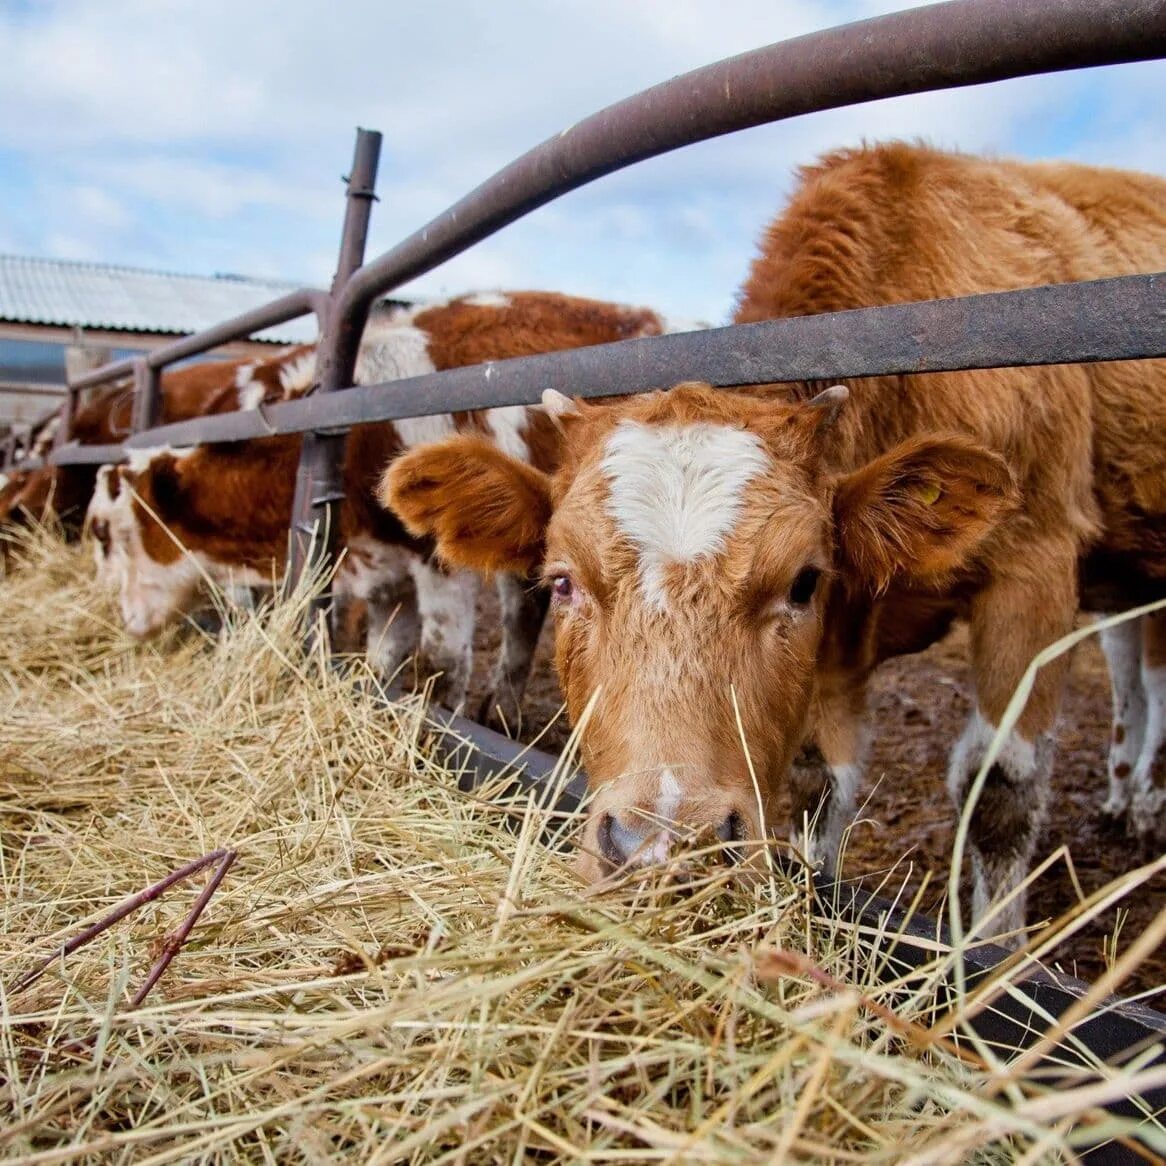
xmin=789 ymin=567 xmax=821 ymax=606
xmin=551 ymin=575 xmax=573 ymax=602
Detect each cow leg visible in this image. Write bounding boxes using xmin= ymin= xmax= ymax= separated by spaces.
xmin=477 ymin=574 xmax=550 ymax=734
xmin=1130 ymin=610 xmax=1166 ymax=843
xmin=222 ymin=583 xmax=256 ymax=612
xmin=409 ymin=557 xmax=480 ymax=711
xmin=1099 ymin=616 xmax=1146 ymax=819
xmin=789 ymin=678 xmax=868 ymax=875
xmin=365 ymin=570 xmax=421 ymax=684
xmin=947 ymin=555 xmax=1074 ymax=939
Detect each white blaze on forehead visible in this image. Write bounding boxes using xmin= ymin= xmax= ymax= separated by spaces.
xmin=601 ymin=420 xmax=770 ymax=607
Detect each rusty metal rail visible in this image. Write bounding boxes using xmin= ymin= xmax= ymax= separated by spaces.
xmin=323 ymin=0 xmax=1166 ymax=381
xmin=43 ymin=0 xmax=1166 ymax=467
xmin=117 ymin=272 xmax=1166 ymax=451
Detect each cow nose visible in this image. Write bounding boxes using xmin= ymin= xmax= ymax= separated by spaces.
xmin=597 ymin=811 xmax=745 ymax=872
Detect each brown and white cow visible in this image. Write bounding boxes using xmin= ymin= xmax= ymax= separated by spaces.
xmin=96 ymin=292 xmax=684 ymax=725
xmin=383 ymin=143 xmax=1166 ymax=936
xmin=1 ymin=351 xmax=296 ymax=542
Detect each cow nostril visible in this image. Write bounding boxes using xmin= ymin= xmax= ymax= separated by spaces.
xmin=716 ymin=810 xmax=745 ymax=865
xmin=597 ymin=813 xmax=626 ymax=871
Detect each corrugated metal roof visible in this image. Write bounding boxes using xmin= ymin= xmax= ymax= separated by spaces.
xmin=0 ymin=254 xmax=322 ymax=344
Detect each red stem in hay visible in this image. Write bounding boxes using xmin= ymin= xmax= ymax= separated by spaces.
xmin=754 ymin=947 xmax=986 ymax=1068
xmin=9 ymin=848 xmax=237 ymax=997
xmin=126 ymin=850 xmax=236 ymax=1008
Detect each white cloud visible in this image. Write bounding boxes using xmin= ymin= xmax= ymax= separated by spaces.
xmin=1 ymin=0 xmax=1162 ymax=323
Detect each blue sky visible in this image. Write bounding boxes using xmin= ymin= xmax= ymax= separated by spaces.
xmin=1 ymin=0 xmax=1163 ymax=324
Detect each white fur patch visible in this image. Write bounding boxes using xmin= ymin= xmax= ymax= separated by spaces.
xmin=1100 ymin=618 xmax=1146 ymax=815
xmin=340 ymin=535 xmax=413 ymax=601
xmin=279 ymin=349 xmax=317 ymax=397
xmin=485 ymin=405 xmax=531 ymax=462
xmin=461 ymin=292 xmax=512 ymax=309
xmin=655 ymin=768 xmax=682 ymax=825
xmin=1134 ymin=664 xmax=1166 ymax=791
xmin=124 ymin=445 xmax=194 ymax=473
xmin=236 ymin=378 xmax=265 ymax=411
xmin=600 ymin=421 xmax=770 ymax=609
xmin=355 ymin=321 xmax=435 ymax=386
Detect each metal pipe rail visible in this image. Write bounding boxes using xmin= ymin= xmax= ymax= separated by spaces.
xmin=44 ymin=286 xmax=331 ymax=464
xmin=322 ymin=0 xmax=1166 ymax=379
xmin=53 ymin=0 xmax=1166 ymax=465
xmin=121 ymin=271 xmax=1166 ymax=452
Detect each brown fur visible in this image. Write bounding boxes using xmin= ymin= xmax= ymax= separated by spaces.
xmin=415 ymin=293 xmax=663 ymax=370
xmin=106 ymin=290 xmax=671 ymax=721
xmin=383 ymin=143 xmax=1166 ymax=928
xmin=1 ymin=355 xmax=267 ymax=535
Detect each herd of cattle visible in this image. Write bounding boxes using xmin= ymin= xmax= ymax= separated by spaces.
xmin=3 ymin=141 xmax=1165 ymax=942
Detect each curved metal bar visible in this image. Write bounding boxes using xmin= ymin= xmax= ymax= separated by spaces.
xmin=326 ymin=0 xmax=1166 ymax=373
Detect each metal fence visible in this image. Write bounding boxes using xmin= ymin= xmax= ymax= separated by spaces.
xmin=9 ymin=0 xmax=1166 ymax=1124
xmin=25 ymin=0 xmax=1166 ymax=608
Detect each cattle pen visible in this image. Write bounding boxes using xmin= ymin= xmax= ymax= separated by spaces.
xmin=4 ymin=0 xmax=1166 ymax=1160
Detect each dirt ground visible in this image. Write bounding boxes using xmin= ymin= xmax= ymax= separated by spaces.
xmin=465 ymin=590 xmax=1164 ymax=1000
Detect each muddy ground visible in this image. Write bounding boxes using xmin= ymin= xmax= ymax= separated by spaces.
xmin=465 ymin=590 xmax=1164 ymax=999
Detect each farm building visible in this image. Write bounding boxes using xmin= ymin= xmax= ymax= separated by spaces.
xmin=0 ymin=255 xmax=323 ymax=429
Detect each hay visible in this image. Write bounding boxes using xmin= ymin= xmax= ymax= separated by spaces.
xmin=0 ymin=529 xmax=1162 ymax=1164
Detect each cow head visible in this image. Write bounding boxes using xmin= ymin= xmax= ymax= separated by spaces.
xmin=87 ymin=465 xmax=123 ymax=589
xmin=383 ymin=382 xmax=1018 ymax=882
xmin=93 ymin=453 xmax=206 ymax=638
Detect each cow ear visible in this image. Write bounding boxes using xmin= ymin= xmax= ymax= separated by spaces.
xmin=833 ymin=435 xmax=1018 ymax=592
xmin=381 ymin=435 xmax=554 ymax=575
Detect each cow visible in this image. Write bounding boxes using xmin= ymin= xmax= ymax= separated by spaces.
xmin=95 ymin=292 xmax=684 ymax=727
xmin=0 ymin=351 xmax=300 ymax=540
xmin=382 ymin=142 xmax=1166 ymax=938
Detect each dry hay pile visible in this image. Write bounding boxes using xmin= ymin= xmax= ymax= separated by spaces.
xmin=0 ymin=529 xmax=1163 ymax=1164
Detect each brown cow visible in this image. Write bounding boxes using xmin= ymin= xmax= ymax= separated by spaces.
xmin=97 ymin=292 xmax=684 ymax=724
xmin=1 ymin=351 xmax=302 ymax=538
xmin=384 ymin=143 xmax=1166 ymax=937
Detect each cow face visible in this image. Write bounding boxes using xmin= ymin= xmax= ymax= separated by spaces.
xmin=87 ymin=465 xmax=123 ymax=589
xmin=384 ymin=383 xmax=1017 ymax=881
xmin=97 ymin=456 xmax=205 ymax=639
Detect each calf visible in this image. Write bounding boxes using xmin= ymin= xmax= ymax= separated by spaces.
xmin=97 ymin=292 xmax=681 ymax=725
xmin=384 ymin=143 xmax=1166 ymax=936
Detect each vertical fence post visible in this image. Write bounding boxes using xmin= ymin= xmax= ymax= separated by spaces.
xmin=53 ymin=389 xmax=75 ymax=454
xmin=131 ymin=358 xmax=163 ymax=434
xmin=285 ymin=127 xmax=383 ymax=641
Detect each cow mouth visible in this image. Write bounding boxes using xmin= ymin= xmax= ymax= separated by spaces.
xmin=595 ymin=809 xmax=747 ymax=876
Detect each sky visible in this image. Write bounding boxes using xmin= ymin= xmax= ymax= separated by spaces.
xmin=1 ymin=0 xmax=1163 ymax=325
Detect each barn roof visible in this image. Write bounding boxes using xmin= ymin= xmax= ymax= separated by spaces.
xmin=0 ymin=254 xmax=321 ymax=345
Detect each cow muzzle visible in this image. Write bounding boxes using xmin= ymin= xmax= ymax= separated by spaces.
xmin=595 ymin=808 xmax=747 ymax=872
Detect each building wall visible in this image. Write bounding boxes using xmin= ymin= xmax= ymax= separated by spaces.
xmin=0 ymin=321 xmax=294 ymax=431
